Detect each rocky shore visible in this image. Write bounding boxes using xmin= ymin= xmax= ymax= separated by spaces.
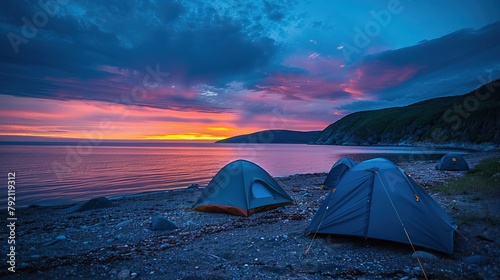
xmin=1 ymin=152 xmax=499 ymax=279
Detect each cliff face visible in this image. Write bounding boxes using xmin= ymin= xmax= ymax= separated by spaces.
xmin=314 ymin=80 xmax=500 ymax=146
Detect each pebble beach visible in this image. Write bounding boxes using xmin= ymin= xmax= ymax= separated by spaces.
xmin=2 ymin=151 xmax=499 ymax=280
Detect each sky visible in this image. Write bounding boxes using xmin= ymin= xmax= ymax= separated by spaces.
xmin=1 ymin=0 xmax=500 ymax=141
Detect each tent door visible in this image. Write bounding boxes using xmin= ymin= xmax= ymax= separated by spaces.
xmin=251 ymin=180 xmax=274 ymax=199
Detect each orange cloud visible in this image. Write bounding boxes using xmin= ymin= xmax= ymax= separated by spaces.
xmin=0 ymin=95 xmax=274 ymax=141
xmin=144 ymin=133 xmax=228 ymax=141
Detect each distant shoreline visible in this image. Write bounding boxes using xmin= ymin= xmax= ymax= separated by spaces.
xmin=0 ymin=140 xmax=495 ymax=152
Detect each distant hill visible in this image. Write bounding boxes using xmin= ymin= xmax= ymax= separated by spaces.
xmin=314 ymin=79 xmax=500 ymax=146
xmin=217 ymin=130 xmax=322 ymax=144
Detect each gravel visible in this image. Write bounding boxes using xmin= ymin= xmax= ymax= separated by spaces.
xmin=1 ymin=151 xmax=498 ymax=279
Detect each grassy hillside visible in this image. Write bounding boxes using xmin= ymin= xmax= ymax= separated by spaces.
xmin=436 ymin=156 xmax=500 ymax=195
xmin=314 ymin=79 xmax=500 ymax=145
xmin=217 ymin=130 xmax=321 ymax=144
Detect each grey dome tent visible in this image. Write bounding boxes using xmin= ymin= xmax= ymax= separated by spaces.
xmin=307 ymin=158 xmax=456 ymax=254
xmin=436 ymin=153 xmax=470 ymax=171
xmin=192 ymin=160 xmax=294 ymax=217
xmin=322 ymin=157 xmax=357 ymax=190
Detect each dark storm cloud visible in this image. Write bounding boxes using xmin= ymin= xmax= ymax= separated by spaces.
xmin=370 ymin=21 xmax=500 ymax=68
xmin=0 ymin=0 xmax=282 ymax=111
xmin=262 ymin=0 xmax=286 ymax=22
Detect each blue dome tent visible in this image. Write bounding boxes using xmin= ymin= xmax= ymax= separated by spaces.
xmin=307 ymin=158 xmax=456 ymax=254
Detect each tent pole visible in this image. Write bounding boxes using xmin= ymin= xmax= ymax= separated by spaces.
xmin=375 ymin=172 xmax=429 ymax=280
xmin=305 ymin=188 xmax=337 ymax=255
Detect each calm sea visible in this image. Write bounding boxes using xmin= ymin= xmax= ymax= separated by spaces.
xmin=0 ymin=143 xmax=467 ymax=208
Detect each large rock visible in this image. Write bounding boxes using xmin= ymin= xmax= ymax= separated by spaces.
xmin=411 ymin=251 xmax=438 ymax=261
xmin=67 ymin=197 xmax=116 ymax=213
xmin=151 ymin=216 xmax=178 ymax=231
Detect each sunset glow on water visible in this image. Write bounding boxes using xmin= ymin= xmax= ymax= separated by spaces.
xmin=0 ymin=143 xmax=466 ymax=208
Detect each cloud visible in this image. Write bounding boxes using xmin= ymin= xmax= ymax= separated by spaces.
xmin=239 ymin=19 xmax=500 ymax=116
xmin=262 ymin=0 xmax=286 ymax=22
xmin=0 ymin=0 xmax=287 ymax=109
xmin=255 ymin=73 xmax=352 ymax=101
xmin=343 ymin=63 xmax=420 ymax=95
xmin=1 ymin=1 xmax=500 ymax=138
xmin=334 ymin=21 xmax=500 ymax=112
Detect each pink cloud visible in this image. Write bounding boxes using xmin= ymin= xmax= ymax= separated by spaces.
xmin=0 ymin=95 xmax=250 ymax=140
xmin=278 ymin=53 xmax=422 ymax=100
xmin=308 ymin=52 xmax=320 ymax=59
xmin=345 ymin=60 xmax=421 ymax=94
xmin=256 ymin=73 xmax=352 ymax=100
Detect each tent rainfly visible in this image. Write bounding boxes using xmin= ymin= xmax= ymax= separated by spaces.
xmin=436 ymin=153 xmax=470 ymax=171
xmin=322 ymin=157 xmax=357 ymax=190
xmin=192 ymin=160 xmax=294 ymax=217
xmin=307 ymin=158 xmax=456 ymax=254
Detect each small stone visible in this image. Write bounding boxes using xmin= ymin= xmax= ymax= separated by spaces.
xmin=130 ymin=272 xmax=138 ymax=278
xmin=116 ymin=220 xmax=133 ymax=228
xmin=151 ymin=216 xmax=178 ymax=231
xmin=184 ymin=221 xmax=197 ymax=226
xmin=67 ymin=196 xmax=115 ymax=213
xmin=400 ymin=277 xmax=409 ymax=280
xmin=107 ymin=238 xmax=114 ymax=243
xmin=160 ymin=243 xmax=170 ymax=249
xmin=56 ymin=235 xmax=67 ymax=241
xmin=117 ymin=269 xmax=130 ymax=280
xmin=412 ymin=251 xmax=438 ymax=261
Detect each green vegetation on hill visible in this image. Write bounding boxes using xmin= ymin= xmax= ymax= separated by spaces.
xmin=217 ymin=130 xmax=322 ymax=144
xmin=314 ymin=79 xmax=500 ymax=145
